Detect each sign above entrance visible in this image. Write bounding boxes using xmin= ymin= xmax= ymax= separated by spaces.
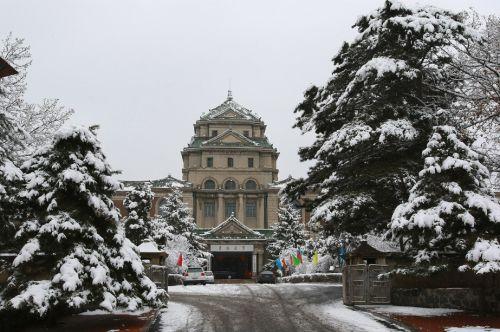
xmin=211 ymin=244 xmax=254 ymax=252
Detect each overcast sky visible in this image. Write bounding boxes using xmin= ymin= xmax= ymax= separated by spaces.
xmin=1 ymin=0 xmax=498 ymax=180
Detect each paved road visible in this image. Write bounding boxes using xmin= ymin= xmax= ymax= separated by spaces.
xmin=152 ymin=283 xmax=404 ymax=332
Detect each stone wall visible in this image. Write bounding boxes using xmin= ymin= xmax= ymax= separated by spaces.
xmin=392 ymin=288 xmax=500 ymax=313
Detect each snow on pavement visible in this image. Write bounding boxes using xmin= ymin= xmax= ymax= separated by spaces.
xmin=304 ymin=300 xmax=403 ymax=331
xmin=360 ymin=304 xmax=462 ymax=316
xmin=168 ymin=282 xmax=339 ymax=297
xmin=160 ymin=302 xmax=202 ymax=331
xmin=165 ymin=283 xmax=402 ymax=332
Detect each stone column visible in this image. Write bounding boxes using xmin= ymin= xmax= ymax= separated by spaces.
xmin=258 ymin=252 xmax=264 ymax=274
xmin=238 ymin=193 xmax=244 ymax=221
xmin=258 ymin=195 xmax=265 ymax=228
xmin=217 ymin=193 xmax=224 ymax=224
xmin=252 ymin=253 xmax=257 ymax=277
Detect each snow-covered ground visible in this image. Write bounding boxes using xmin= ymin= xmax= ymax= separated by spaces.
xmin=304 ymin=300 xmax=405 ymax=331
xmin=359 ymin=304 xmax=462 ymax=317
xmin=160 ymin=283 xmax=403 ymax=332
xmin=159 ymin=302 xmax=202 ymax=331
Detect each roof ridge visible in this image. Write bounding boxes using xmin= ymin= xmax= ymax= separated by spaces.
xmin=200 ymin=94 xmax=261 ymax=121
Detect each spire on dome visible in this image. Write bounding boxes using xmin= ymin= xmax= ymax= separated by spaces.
xmin=227 ymin=89 xmax=233 ymax=101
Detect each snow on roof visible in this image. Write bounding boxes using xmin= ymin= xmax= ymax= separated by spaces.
xmin=201 ymin=129 xmax=259 ymax=147
xmin=203 ymin=214 xmax=263 ymax=237
xmin=364 ymin=234 xmax=401 ymax=253
xmin=200 ymin=91 xmax=261 ymax=121
xmin=121 ymin=175 xmax=191 ymax=190
xmin=268 ymin=175 xmax=294 ymax=190
xmin=138 ymin=241 xmax=161 ymax=253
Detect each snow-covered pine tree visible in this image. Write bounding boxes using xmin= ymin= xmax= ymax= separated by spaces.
xmin=0 ymin=126 xmax=165 ymax=328
xmin=0 ymin=62 xmax=24 ymax=259
xmin=123 ymin=183 xmax=154 ymax=245
xmin=267 ymin=196 xmax=307 ymax=259
xmin=391 ymin=125 xmax=500 ymax=274
xmin=285 ymin=1 xmax=479 ymax=239
xmin=155 ymin=189 xmax=206 ymax=258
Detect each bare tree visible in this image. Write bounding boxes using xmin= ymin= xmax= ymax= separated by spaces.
xmin=448 ymin=13 xmax=500 ymax=186
xmin=0 ymin=33 xmax=73 ymax=156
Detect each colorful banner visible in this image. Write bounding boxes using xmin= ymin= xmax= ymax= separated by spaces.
xmin=313 ymin=250 xmax=319 ymax=265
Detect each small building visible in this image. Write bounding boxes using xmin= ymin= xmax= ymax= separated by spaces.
xmin=346 ymin=235 xmax=401 ymax=266
xmin=138 ymin=241 xmax=168 ymax=266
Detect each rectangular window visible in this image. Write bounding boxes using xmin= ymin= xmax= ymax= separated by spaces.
xmin=212 ymin=130 xmax=218 ymax=137
xmin=243 ymin=130 xmax=249 ymax=137
xmin=225 ymin=200 xmax=236 ymax=218
xmin=204 ymin=201 xmax=215 ymax=217
xmin=228 ymin=157 xmax=234 ymax=168
xmin=207 ymin=157 xmax=213 ymax=168
xmin=246 ymin=201 xmax=257 ymax=218
xmin=248 ymin=158 xmax=254 ymax=168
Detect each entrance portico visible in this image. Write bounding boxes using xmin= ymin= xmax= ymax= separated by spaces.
xmin=201 ymin=215 xmax=268 ymax=279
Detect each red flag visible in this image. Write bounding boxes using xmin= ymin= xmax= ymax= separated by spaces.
xmin=297 ymin=251 xmax=303 ymax=263
xmin=281 ymin=258 xmax=287 ymax=269
xmin=177 ymin=253 xmax=183 ymax=267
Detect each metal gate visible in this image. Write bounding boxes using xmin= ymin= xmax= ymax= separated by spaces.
xmin=343 ymin=264 xmax=390 ymax=305
xmin=145 ymin=265 xmax=169 ymax=291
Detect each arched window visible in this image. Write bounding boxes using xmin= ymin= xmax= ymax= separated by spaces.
xmin=204 ymin=179 xmax=216 ymax=189
xmin=245 ymin=180 xmax=257 ymax=190
xmin=224 ymin=180 xmax=237 ymax=190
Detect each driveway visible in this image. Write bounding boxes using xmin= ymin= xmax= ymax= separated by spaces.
xmin=153 ymin=283 xmax=406 ymax=332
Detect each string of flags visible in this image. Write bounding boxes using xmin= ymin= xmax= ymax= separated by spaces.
xmin=275 ymin=248 xmax=318 ymax=271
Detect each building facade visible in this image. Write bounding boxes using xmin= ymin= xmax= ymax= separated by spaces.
xmin=113 ymin=91 xmax=297 ymax=278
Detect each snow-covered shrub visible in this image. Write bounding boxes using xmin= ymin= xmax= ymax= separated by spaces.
xmin=267 ymin=195 xmax=307 ymax=262
xmin=0 ymin=126 xmax=165 ymax=329
xmin=391 ymin=126 xmax=500 ymax=274
xmin=151 ymin=189 xmax=209 ymax=270
xmin=124 ymin=183 xmax=154 ymax=245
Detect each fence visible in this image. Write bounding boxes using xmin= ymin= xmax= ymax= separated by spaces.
xmin=343 ymin=264 xmax=390 ymax=305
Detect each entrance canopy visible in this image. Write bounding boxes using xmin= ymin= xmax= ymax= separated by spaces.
xmin=202 ymin=213 xmax=264 ymax=240
xmin=200 ymin=214 xmax=268 ymax=278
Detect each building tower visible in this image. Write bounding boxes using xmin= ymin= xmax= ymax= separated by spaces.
xmin=181 ymin=90 xmax=280 ymax=230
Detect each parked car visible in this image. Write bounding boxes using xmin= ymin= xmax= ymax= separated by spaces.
xmin=182 ymin=267 xmax=206 ymax=285
xmin=205 ymin=270 xmax=215 ymax=284
xmin=257 ymin=270 xmax=276 ymax=284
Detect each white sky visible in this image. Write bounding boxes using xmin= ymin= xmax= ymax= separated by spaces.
xmin=1 ymin=0 xmax=499 ymax=180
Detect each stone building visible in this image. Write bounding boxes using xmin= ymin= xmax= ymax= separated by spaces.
xmin=113 ymin=91 xmax=302 ymax=279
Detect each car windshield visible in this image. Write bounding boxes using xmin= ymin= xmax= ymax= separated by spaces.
xmin=188 ymin=268 xmax=203 ymax=272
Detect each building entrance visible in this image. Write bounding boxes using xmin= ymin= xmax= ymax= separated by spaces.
xmin=212 ymin=252 xmax=252 ymax=279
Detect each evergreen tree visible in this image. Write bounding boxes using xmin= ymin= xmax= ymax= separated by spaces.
xmin=154 ymin=189 xmax=206 ymax=260
xmin=0 ymin=68 xmax=24 ymax=259
xmin=123 ymin=183 xmax=154 ymax=245
xmin=0 ymin=126 xmax=164 ymax=328
xmin=391 ymin=126 xmax=500 ymax=274
xmin=267 ymin=196 xmax=307 ymax=259
xmin=285 ymin=1 xmax=479 ymax=238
